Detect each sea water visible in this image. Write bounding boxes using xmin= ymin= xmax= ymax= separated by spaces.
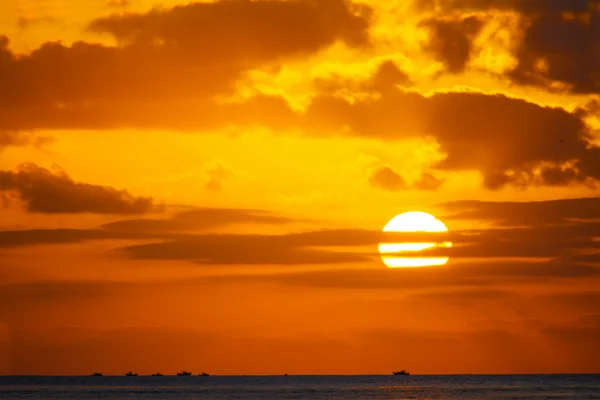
xmin=1 ymin=374 xmax=599 ymax=399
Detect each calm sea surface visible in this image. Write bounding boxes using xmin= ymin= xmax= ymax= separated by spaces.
xmin=1 ymin=375 xmax=599 ymax=400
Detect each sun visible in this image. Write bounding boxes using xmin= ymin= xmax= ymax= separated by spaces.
xmin=378 ymin=212 xmax=452 ymax=268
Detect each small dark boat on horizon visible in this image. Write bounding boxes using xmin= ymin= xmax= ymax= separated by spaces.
xmin=177 ymin=371 xmax=192 ymax=376
xmin=200 ymin=372 xmax=210 ymax=376
xmin=393 ymin=370 xmax=411 ymax=376
xmin=91 ymin=372 xmax=103 ymax=377
xmin=125 ymin=372 xmax=138 ymax=376
xmin=152 ymin=373 xmax=164 ymax=377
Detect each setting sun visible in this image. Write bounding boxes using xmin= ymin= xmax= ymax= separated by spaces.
xmin=379 ymin=212 xmax=453 ymax=268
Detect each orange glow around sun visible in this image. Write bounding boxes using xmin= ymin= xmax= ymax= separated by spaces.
xmin=378 ymin=212 xmax=453 ymax=268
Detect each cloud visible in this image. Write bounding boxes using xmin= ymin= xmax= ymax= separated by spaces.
xmin=415 ymin=222 xmax=600 ymax=261
xmin=0 ymin=206 xmax=299 ymax=247
xmin=205 ymin=161 xmax=236 ymax=192
xmin=106 ymin=0 xmax=129 ymax=7
xmin=101 ymin=208 xmax=296 ymax=233
xmin=413 ymin=172 xmax=444 ymax=190
xmin=0 ymin=229 xmax=116 ymax=248
xmin=314 ymin=59 xmax=412 ymax=95
xmin=0 ymin=0 xmax=372 ymax=130
xmin=543 ymin=314 xmax=600 ymax=340
xmin=0 ymin=131 xmax=52 ymax=151
xmin=509 ymin=10 xmax=600 ymax=94
xmin=2 ymin=213 xmax=599 ymax=266
xmin=0 ymin=132 xmax=28 ymax=149
xmin=1 ymin=196 xmax=598 ymax=266
xmin=3 ymin=4 xmax=600 ymax=192
xmin=417 ymin=1 xmax=600 ymax=94
xmin=118 ymin=233 xmax=372 ymax=265
xmin=0 ymin=163 xmax=156 ymax=214
xmin=305 ymin=89 xmax=600 ymax=189
xmin=0 ymin=281 xmax=115 ymax=310
xmin=89 ymin=0 xmax=371 ymax=53
xmin=368 ymin=166 xmax=407 ymax=191
xmin=236 ymin=260 xmax=600 ymax=290
xmin=368 ymin=167 xmax=444 ymax=192
xmin=419 ymin=0 xmax=596 ymax=15
xmin=420 ymin=16 xmax=485 ymax=73
xmin=541 ymin=314 xmax=600 ymax=367
xmin=0 ymin=228 xmax=185 ymax=248
xmin=441 ymin=197 xmax=600 ymax=226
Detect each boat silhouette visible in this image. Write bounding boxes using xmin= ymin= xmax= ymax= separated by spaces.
xmin=177 ymin=371 xmax=192 ymax=376
xmin=200 ymin=372 xmax=210 ymax=376
xmin=393 ymin=370 xmax=411 ymax=376
xmin=91 ymin=372 xmax=103 ymax=377
xmin=152 ymin=373 xmax=164 ymax=377
xmin=125 ymin=372 xmax=138 ymax=376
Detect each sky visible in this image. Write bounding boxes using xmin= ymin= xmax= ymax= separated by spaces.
xmin=0 ymin=0 xmax=600 ymax=375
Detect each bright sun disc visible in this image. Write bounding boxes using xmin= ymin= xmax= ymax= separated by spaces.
xmin=379 ymin=211 xmax=452 ymax=268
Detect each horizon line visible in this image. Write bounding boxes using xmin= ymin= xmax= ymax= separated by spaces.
xmin=2 ymin=373 xmax=599 ymax=377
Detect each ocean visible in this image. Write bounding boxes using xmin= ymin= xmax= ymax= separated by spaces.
xmin=1 ymin=375 xmax=599 ymax=399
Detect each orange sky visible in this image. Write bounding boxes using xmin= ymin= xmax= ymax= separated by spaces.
xmin=1 ymin=0 xmax=600 ymax=375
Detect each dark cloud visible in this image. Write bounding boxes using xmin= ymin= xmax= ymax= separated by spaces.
xmin=417 ymin=1 xmax=600 ymax=94
xmin=0 ymin=131 xmax=52 ymax=150
xmin=413 ymin=222 xmax=600 ymax=261
xmin=0 ymin=206 xmax=300 ymax=247
xmin=305 ymin=89 xmax=600 ymax=189
xmin=17 ymin=17 xmax=60 ymax=30
xmin=89 ymin=0 xmax=371 ymax=56
xmin=418 ymin=0 xmax=596 ymax=14
xmin=413 ymin=172 xmax=444 ymax=190
xmin=509 ymin=11 xmax=600 ymax=94
xmin=0 ymin=229 xmax=117 ymax=248
xmin=541 ymin=314 xmax=600 ymax=366
xmin=368 ymin=166 xmax=407 ymax=191
xmin=0 ymin=281 xmax=115 ymax=310
xmin=314 ymin=59 xmax=412 ymax=95
xmin=213 ymin=259 xmax=600 ymax=290
xmin=405 ymin=288 xmax=517 ymax=306
xmin=0 ymin=132 xmax=28 ymax=149
xmin=1 ymin=196 xmax=598 ymax=266
xmin=441 ymin=197 xmax=600 ymax=226
xmin=419 ymin=16 xmax=485 ymax=73
xmin=368 ymin=168 xmax=444 ymax=192
xmin=101 ymin=208 xmax=295 ymax=233
xmin=0 ymin=163 xmax=155 ymax=214
xmin=118 ymin=233 xmax=372 ymax=265
xmin=369 ymin=60 xmax=413 ymax=90
xmin=540 ymin=291 xmax=600 ymax=310
xmin=106 ymin=0 xmax=130 ymax=7
xmin=0 ymin=0 xmax=371 ymax=129
xmin=543 ymin=314 xmax=600 ymax=339
xmin=0 ymin=228 xmax=186 ymax=248
xmin=2 ymin=215 xmax=599 ymax=266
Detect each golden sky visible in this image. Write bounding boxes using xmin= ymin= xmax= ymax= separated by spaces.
xmin=1 ymin=0 xmax=600 ymax=375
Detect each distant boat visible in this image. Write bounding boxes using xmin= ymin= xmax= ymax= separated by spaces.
xmin=177 ymin=371 xmax=192 ymax=376
xmin=91 ymin=372 xmax=103 ymax=377
xmin=393 ymin=370 xmax=411 ymax=376
xmin=125 ymin=372 xmax=138 ymax=376
xmin=152 ymin=373 xmax=164 ymax=377
xmin=200 ymin=372 xmax=210 ymax=376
